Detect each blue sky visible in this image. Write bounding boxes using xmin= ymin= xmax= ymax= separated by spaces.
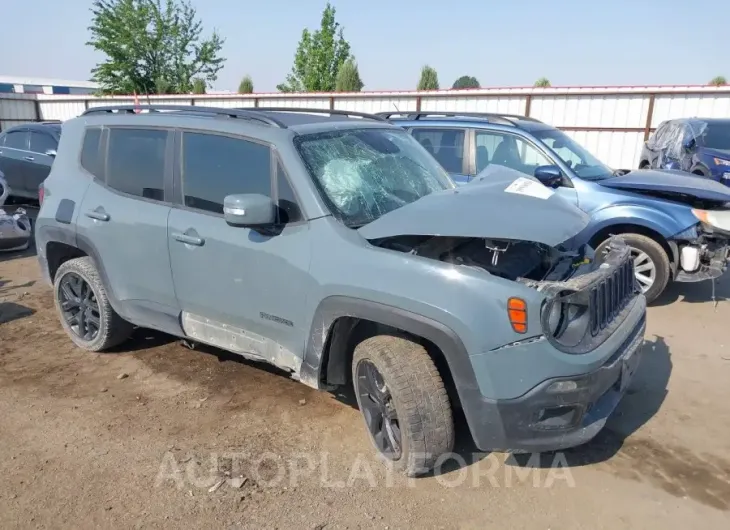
xmin=4 ymin=0 xmax=729 ymax=92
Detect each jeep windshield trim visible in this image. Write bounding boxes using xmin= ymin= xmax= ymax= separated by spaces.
xmin=294 ymin=127 xmax=454 ymax=227
xmin=532 ymin=128 xmax=615 ymax=180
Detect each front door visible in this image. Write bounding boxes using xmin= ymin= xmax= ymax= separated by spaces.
xmin=472 ymin=129 xmax=579 ymax=205
xmin=167 ymin=130 xmax=311 ymax=370
xmin=76 ymin=126 xmax=179 ymax=325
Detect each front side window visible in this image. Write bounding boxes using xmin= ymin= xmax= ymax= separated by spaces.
xmin=296 ymin=127 xmax=453 ymax=227
xmin=410 ymin=128 xmax=465 ymax=174
xmin=106 ymin=128 xmax=167 ymax=201
xmin=182 ymin=132 xmax=271 ymax=214
xmin=4 ymin=131 xmax=29 ymax=150
xmin=475 ymin=130 xmax=553 ymax=175
xmin=532 ymin=128 xmax=614 ymax=180
xmin=29 ymin=131 xmax=57 ymax=154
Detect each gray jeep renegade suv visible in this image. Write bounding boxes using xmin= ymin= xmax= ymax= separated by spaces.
xmin=36 ymin=105 xmax=647 ymax=476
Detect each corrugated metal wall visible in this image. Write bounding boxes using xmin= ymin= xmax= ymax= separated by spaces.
xmin=4 ymin=86 xmax=730 ymax=169
xmin=0 ymin=94 xmax=38 ymax=131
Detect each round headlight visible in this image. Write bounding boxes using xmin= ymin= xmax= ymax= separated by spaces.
xmin=547 ymin=301 xmax=564 ymax=336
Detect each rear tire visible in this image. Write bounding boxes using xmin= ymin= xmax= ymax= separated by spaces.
xmin=596 ymin=233 xmax=670 ymax=304
xmin=352 ymin=335 xmax=454 ymax=476
xmin=53 ymin=257 xmax=133 ymax=352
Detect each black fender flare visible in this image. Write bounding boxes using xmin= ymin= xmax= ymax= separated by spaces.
xmin=299 ymin=296 xmax=485 ymax=420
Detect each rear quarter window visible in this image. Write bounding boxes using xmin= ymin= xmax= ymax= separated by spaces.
xmin=80 ymin=127 xmax=103 ymax=178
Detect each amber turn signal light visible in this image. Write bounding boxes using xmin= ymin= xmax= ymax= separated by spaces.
xmin=507 ymin=297 xmax=527 ymax=334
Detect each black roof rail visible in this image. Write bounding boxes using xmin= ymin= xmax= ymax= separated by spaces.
xmin=81 ymin=104 xmax=288 ymax=128
xmin=253 ymin=107 xmax=387 ymax=122
xmin=375 ymin=111 xmax=542 ymax=126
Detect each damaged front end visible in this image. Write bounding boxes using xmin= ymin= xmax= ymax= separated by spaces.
xmin=671 ymin=210 xmax=730 ymax=282
xmin=373 ymin=234 xmax=639 ymax=354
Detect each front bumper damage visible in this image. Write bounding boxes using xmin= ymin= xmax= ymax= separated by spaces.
xmin=466 ymin=240 xmax=647 ymax=452
xmin=670 ymin=222 xmax=730 ymax=283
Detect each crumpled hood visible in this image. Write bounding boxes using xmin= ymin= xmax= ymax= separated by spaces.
xmin=358 ymin=166 xmax=590 ymax=247
xmin=598 ymin=169 xmax=730 ymax=202
xmin=702 ymin=147 xmax=730 ymax=161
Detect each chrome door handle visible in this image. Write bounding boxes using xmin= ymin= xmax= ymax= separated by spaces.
xmin=172 ymin=232 xmax=204 ymax=246
xmin=23 ymin=156 xmax=35 ymax=161
xmin=85 ymin=210 xmax=110 ymax=221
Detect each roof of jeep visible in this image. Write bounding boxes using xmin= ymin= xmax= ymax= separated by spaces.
xmin=76 ymin=106 xmax=399 ymax=136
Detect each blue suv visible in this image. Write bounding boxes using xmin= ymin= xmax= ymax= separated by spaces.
xmin=379 ymin=112 xmax=730 ymax=303
xmin=640 ymin=118 xmax=730 ymax=182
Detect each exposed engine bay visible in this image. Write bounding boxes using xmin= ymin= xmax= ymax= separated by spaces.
xmin=374 ymin=235 xmax=592 ymax=283
xmin=671 ymin=223 xmax=730 ymax=282
xmin=374 ymin=234 xmax=637 ymax=354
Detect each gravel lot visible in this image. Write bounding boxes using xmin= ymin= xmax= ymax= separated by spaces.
xmin=1 ymin=221 xmax=729 ymax=529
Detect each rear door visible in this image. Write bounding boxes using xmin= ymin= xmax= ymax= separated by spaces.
xmin=0 ymin=129 xmax=30 ymax=195
xmin=409 ymin=127 xmax=470 ymax=183
xmin=26 ymin=130 xmax=58 ymax=194
xmin=76 ymin=126 xmax=180 ymax=325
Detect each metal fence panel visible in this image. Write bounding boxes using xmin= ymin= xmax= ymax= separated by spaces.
xmin=651 ymin=93 xmax=730 ymax=127
xmin=421 ymin=95 xmax=526 ymax=114
xmin=0 ymin=95 xmax=37 ymax=131
xmin=7 ymin=87 xmax=730 ymax=169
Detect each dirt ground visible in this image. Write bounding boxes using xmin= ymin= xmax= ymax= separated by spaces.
xmin=1 ymin=218 xmax=730 ymax=529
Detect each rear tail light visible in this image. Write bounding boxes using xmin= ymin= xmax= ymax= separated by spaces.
xmin=507 ymin=297 xmax=528 ymax=334
xmin=38 ymin=184 xmax=44 ymax=205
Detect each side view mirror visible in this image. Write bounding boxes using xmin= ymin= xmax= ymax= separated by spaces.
xmin=223 ymin=193 xmax=275 ymax=227
xmin=45 ymin=149 xmax=57 ymax=157
xmin=683 ymin=138 xmax=696 ymax=151
xmin=534 ymin=165 xmax=563 ymax=188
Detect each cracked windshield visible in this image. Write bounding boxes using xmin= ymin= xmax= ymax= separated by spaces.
xmin=296 ymin=128 xmax=454 ymax=227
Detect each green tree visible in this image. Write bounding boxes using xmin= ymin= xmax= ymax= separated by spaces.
xmin=155 ymin=76 xmax=172 ymax=95
xmin=277 ymin=3 xmax=352 ymax=92
xmin=709 ymin=76 xmax=727 ymax=86
xmin=534 ymin=77 xmax=551 ymax=88
xmin=238 ymin=75 xmax=254 ymax=94
xmin=87 ymin=0 xmax=225 ymax=95
xmin=335 ymin=58 xmax=364 ymax=92
xmin=192 ymin=77 xmax=206 ymax=94
xmin=452 ymin=75 xmax=480 ymax=89
xmin=417 ymin=65 xmax=439 ymax=90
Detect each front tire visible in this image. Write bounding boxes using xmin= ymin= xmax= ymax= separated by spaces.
xmin=352 ymin=335 xmax=454 ymax=476
xmin=53 ymin=257 xmax=133 ymax=351
xmin=596 ymin=233 xmax=670 ymax=304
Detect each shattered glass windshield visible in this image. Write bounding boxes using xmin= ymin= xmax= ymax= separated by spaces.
xmin=295 ymin=128 xmax=454 ymax=227
xmin=533 ymin=128 xmax=614 ymax=180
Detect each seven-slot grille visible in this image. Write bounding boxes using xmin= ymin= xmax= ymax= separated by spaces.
xmin=589 ymin=257 xmax=636 ymax=335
